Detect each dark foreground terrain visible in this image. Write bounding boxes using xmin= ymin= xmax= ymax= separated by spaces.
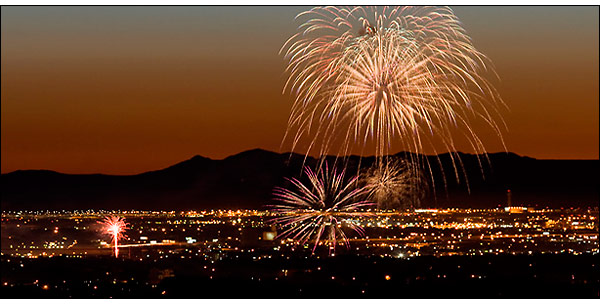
xmin=2 ymin=253 xmax=598 ymax=298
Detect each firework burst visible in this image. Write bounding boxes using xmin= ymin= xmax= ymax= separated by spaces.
xmin=98 ymin=215 xmax=127 ymax=258
xmin=362 ymin=158 xmax=425 ymax=210
xmin=281 ymin=6 xmax=506 ymax=184
xmin=271 ymin=163 xmax=373 ymax=253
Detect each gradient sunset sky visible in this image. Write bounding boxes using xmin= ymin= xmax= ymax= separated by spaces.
xmin=1 ymin=6 xmax=598 ymax=174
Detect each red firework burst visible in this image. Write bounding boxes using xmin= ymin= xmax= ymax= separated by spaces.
xmin=98 ymin=215 xmax=127 ymax=257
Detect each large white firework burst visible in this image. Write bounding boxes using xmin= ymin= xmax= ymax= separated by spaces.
xmin=271 ymin=163 xmax=373 ymax=253
xmin=281 ymin=6 xmax=506 ymax=184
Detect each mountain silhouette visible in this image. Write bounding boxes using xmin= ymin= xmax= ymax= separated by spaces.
xmin=1 ymin=149 xmax=597 ymax=210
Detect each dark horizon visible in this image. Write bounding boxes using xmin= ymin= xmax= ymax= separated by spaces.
xmin=2 ymin=148 xmax=597 ymax=212
xmin=2 ymin=147 xmax=598 ymax=176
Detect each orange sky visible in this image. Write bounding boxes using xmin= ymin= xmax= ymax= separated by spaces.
xmin=1 ymin=6 xmax=598 ymax=174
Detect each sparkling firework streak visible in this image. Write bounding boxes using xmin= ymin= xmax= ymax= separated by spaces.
xmin=362 ymin=158 xmax=425 ymax=210
xmin=271 ymin=163 xmax=373 ymax=253
xmin=98 ymin=215 xmax=127 ymax=258
xmin=281 ymin=6 xmax=506 ymax=184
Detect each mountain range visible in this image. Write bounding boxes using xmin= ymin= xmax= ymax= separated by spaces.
xmin=1 ymin=149 xmax=597 ymax=210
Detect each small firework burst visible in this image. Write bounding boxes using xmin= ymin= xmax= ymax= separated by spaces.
xmin=98 ymin=215 xmax=127 ymax=258
xmin=362 ymin=158 xmax=425 ymax=210
xmin=270 ymin=163 xmax=373 ymax=253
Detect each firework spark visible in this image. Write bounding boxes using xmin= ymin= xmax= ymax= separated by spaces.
xmin=362 ymin=158 xmax=425 ymax=210
xmin=98 ymin=215 xmax=127 ymax=258
xmin=271 ymin=163 xmax=373 ymax=253
xmin=281 ymin=6 xmax=506 ymax=184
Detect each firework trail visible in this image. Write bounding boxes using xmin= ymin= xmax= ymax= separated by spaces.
xmin=98 ymin=215 xmax=127 ymax=258
xmin=362 ymin=157 xmax=425 ymax=210
xmin=281 ymin=6 xmax=506 ymax=186
xmin=270 ymin=163 xmax=373 ymax=253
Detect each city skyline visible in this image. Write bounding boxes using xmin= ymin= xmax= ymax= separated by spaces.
xmin=1 ymin=6 xmax=599 ymax=174
xmin=1 ymin=5 xmax=598 ymax=299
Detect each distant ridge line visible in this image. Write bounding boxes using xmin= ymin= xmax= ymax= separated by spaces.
xmin=1 ymin=149 xmax=597 ymax=211
xmin=4 ymin=149 xmax=530 ymax=176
